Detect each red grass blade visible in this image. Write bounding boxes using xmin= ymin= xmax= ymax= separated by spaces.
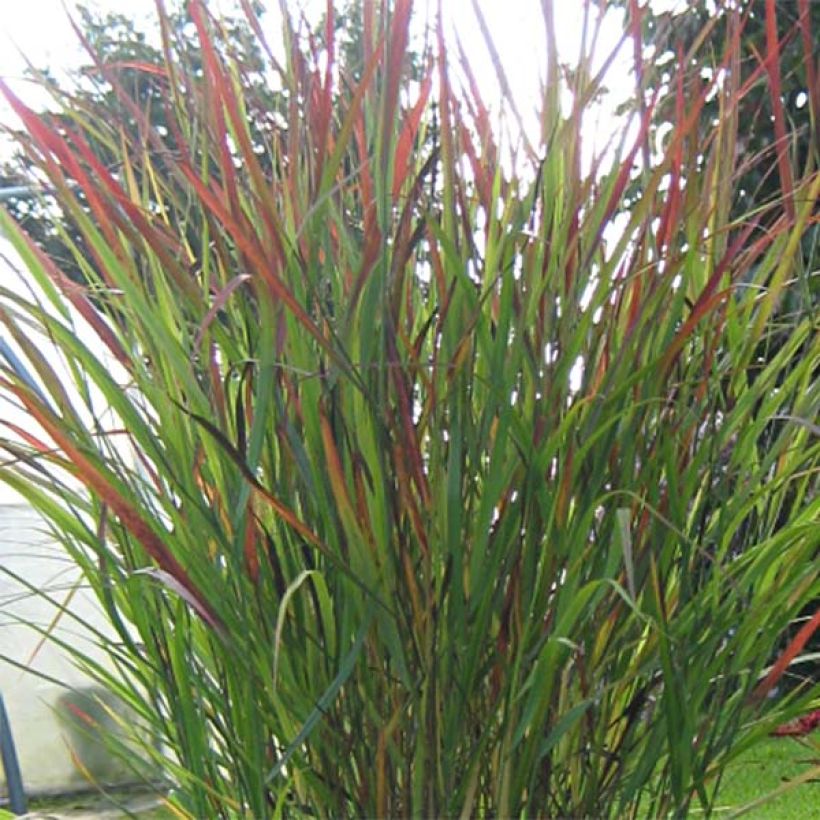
xmin=655 ymin=45 xmax=685 ymax=254
xmin=1 ymin=421 xmax=55 ymax=455
xmin=752 ymin=606 xmax=820 ymax=703
xmin=5 ymin=382 xmax=225 ymax=634
xmin=763 ymin=0 xmax=795 ymax=221
xmin=661 ymin=219 xmax=760 ymax=370
xmin=194 ymin=274 xmax=252 ymax=351
xmin=0 ymin=209 xmax=133 ymax=370
xmin=392 ymin=68 xmax=432 ymax=200
xmin=381 ymin=0 xmax=414 ymax=176
xmin=188 ymin=1 xmax=287 ymax=261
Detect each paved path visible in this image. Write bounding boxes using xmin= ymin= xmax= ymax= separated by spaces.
xmin=11 ymin=791 xmax=165 ymax=818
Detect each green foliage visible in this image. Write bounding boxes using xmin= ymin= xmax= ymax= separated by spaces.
xmin=0 ymin=0 xmax=818 ymax=816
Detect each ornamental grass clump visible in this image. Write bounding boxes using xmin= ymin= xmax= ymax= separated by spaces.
xmin=0 ymin=0 xmax=818 ymax=816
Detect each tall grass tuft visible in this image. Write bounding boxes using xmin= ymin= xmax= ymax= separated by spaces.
xmin=1 ymin=0 xmax=818 ymax=816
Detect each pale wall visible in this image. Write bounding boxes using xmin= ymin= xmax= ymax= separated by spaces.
xmin=0 ymin=503 xmax=135 ymax=795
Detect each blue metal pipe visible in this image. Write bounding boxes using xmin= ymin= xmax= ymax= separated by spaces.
xmin=0 ymin=693 xmax=27 ymax=815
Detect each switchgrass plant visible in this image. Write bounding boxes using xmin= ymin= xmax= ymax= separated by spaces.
xmin=0 ymin=0 xmax=818 ymax=815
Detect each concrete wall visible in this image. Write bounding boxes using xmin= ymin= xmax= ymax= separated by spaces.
xmin=0 ymin=503 xmax=139 ymax=796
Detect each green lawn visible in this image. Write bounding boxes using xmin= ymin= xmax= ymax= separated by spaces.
xmin=710 ymin=736 xmax=820 ymax=818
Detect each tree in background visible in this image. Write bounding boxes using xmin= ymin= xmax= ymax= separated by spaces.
xmin=1 ymin=3 xmax=266 ymax=282
xmin=618 ymin=0 xmax=818 ymax=319
xmin=1 ymin=0 xmax=408 ymax=285
xmin=616 ymin=0 xmax=818 ymax=214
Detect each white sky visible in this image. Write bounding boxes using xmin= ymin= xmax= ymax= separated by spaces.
xmin=0 ymin=0 xmax=648 ymax=139
xmin=0 ymin=0 xmax=596 ymax=76
xmin=0 ymin=0 xmax=560 ymax=94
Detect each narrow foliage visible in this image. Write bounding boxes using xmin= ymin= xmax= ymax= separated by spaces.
xmin=1 ymin=1 xmax=818 ymax=816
